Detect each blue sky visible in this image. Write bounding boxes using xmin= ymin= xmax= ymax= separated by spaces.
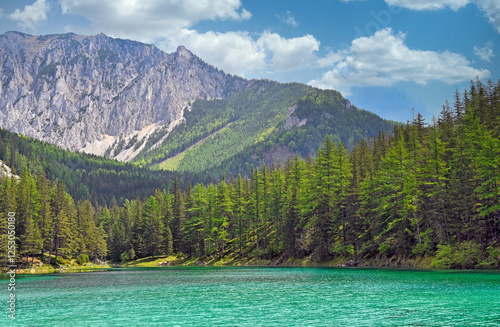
xmin=0 ymin=0 xmax=499 ymax=122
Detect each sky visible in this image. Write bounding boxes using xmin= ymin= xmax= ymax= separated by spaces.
xmin=0 ymin=0 xmax=499 ymax=122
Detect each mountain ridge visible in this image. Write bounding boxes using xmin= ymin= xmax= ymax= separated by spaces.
xmin=0 ymin=31 xmax=248 ymax=160
xmin=0 ymin=31 xmax=397 ymax=174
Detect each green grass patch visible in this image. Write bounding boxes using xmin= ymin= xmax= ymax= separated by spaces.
xmin=158 ymin=151 xmax=186 ymax=170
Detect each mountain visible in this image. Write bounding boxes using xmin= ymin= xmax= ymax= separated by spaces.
xmin=0 ymin=31 xmax=247 ymax=161
xmin=137 ymin=82 xmax=397 ymax=176
xmin=0 ymin=31 xmax=397 ymax=176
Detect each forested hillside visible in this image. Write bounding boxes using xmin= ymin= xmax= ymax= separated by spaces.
xmin=135 ymin=81 xmax=313 ymax=169
xmin=1 ymin=79 xmax=499 ymax=269
xmin=137 ymin=81 xmax=397 ymax=176
xmin=0 ymin=129 xmax=181 ymax=205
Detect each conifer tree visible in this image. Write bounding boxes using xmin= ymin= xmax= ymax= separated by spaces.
xmin=142 ymin=196 xmax=164 ymax=258
xmin=233 ymin=174 xmax=247 ymax=256
xmin=172 ymin=177 xmax=185 ymax=252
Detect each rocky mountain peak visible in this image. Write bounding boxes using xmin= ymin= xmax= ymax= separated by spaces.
xmin=0 ymin=32 xmax=249 ymax=161
xmin=176 ymin=45 xmax=193 ymax=60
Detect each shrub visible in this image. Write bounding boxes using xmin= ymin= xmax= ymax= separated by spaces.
xmin=431 ymin=244 xmax=453 ymax=269
xmin=121 ymin=251 xmax=130 ymax=263
xmin=412 ymin=242 xmax=432 ymax=256
xmin=412 ymin=229 xmax=434 ymax=256
xmin=378 ymin=237 xmax=395 ymax=257
xmin=477 ymin=246 xmax=500 ymax=269
xmin=331 ymin=243 xmax=355 ymax=257
xmin=51 ymin=256 xmax=69 ymax=266
xmin=454 ymin=241 xmax=482 ymax=269
xmin=431 ymin=241 xmax=483 ymax=269
xmin=76 ymin=254 xmax=89 ymax=265
xmin=128 ymin=248 xmax=136 ymax=261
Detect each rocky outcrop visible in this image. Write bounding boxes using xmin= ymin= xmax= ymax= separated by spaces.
xmin=0 ymin=159 xmax=19 ymax=180
xmin=284 ymin=104 xmax=307 ymax=130
xmin=0 ymin=31 xmax=248 ymax=160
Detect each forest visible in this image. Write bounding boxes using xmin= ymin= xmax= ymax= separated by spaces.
xmin=0 ymin=128 xmax=195 ymax=205
xmin=0 ymin=79 xmax=499 ymax=269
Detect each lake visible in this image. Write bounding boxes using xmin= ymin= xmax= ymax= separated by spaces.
xmin=1 ymin=267 xmax=499 ymax=326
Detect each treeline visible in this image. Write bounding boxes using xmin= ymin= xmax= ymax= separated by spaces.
xmin=1 ymin=79 xmax=499 ymax=269
xmin=212 ymin=89 xmax=399 ymax=178
xmin=277 ymin=90 xmax=398 ymax=156
xmin=105 ymin=79 xmax=500 ymax=268
xmin=0 ymin=172 xmax=107 ymax=265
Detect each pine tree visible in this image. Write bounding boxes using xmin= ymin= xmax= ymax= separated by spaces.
xmin=19 ymin=170 xmax=42 ymax=265
xmin=470 ymin=118 xmax=500 ymax=242
xmin=309 ymin=135 xmax=336 ymax=259
xmin=172 ymin=177 xmax=185 ymax=252
xmin=333 ymin=142 xmax=352 ymax=248
xmin=212 ymin=180 xmax=232 ymax=257
xmin=413 ymin=118 xmax=450 ymax=254
xmin=130 ymin=198 xmax=144 ymax=258
xmin=233 ymin=174 xmax=247 ymax=257
xmin=75 ymin=200 xmax=93 ymax=256
xmin=51 ymin=180 xmax=74 ymax=262
xmin=142 ymin=196 xmax=164 ymax=258
xmin=184 ymin=184 xmax=208 ymax=257
xmin=249 ymin=168 xmax=261 ymax=251
xmin=36 ymin=174 xmax=53 ymax=260
xmin=366 ymin=133 xmax=412 ymax=257
xmin=283 ymin=157 xmax=303 ymax=255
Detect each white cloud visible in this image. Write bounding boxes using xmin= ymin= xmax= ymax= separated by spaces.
xmin=8 ymin=0 xmax=51 ymax=32
xmin=474 ymin=41 xmax=495 ymax=62
xmin=477 ymin=0 xmax=500 ymax=33
xmin=57 ymin=0 xmax=319 ymax=76
xmin=60 ymin=0 xmax=251 ymax=43
xmin=257 ymin=32 xmax=320 ymax=71
xmin=160 ymin=30 xmax=320 ymax=76
xmin=160 ymin=30 xmax=266 ymax=76
xmin=309 ymin=28 xmax=489 ymax=95
xmin=384 ymin=0 xmax=470 ymax=11
xmin=382 ymin=0 xmax=500 ymax=33
xmin=278 ymin=11 xmax=298 ymax=27
xmin=316 ymin=50 xmax=347 ymax=68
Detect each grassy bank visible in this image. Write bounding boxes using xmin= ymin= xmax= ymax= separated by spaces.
xmin=2 ymin=256 xmax=111 ymax=274
xmin=119 ymin=253 xmax=439 ymax=270
xmin=6 ymin=252 xmax=496 ymax=274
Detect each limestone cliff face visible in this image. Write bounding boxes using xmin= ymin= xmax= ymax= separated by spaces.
xmin=0 ymin=159 xmax=19 ymax=180
xmin=0 ymin=31 xmax=248 ymax=160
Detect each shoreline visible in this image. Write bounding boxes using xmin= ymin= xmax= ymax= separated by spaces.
xmin=1 ymin=263 xmax=111 ymax=275
xmin=3 ymin=253 xmax=498 ymax=275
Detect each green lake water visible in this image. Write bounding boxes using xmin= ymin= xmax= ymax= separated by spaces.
xmin=1 ymin=267 xmax=499 ymax=326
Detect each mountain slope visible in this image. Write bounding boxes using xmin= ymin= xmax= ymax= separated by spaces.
xmin=0 ymin=31 xmax=247 ymax=160
xmin=135 ymin=81 xmax=314 ymax=168
xmin=0 ymin=31 xmax=397 ymax=177
xmin=137 ymin=82 xmax=397 ymax=175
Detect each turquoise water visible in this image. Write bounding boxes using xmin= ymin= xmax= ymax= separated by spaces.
xmin=1 ymin=267 xmax=499 ymax=326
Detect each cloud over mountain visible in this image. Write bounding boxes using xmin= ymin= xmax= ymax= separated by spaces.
xmin=309 ymin=28 xmax=489 ymax=95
